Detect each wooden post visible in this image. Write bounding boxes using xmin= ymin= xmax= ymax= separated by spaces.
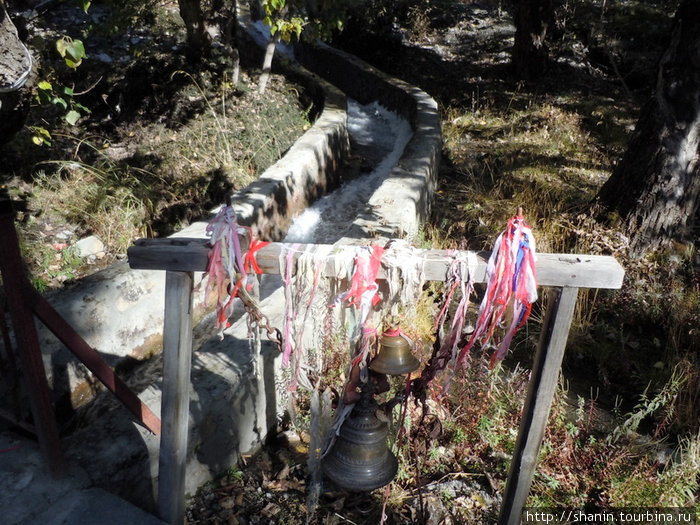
xmin=0 ymin=296 xmax=22 ymax=426
xmin=498 ymin=286 xmax=579 ymax=525
xmin=157 ymin=271 xmax=195 ymax=525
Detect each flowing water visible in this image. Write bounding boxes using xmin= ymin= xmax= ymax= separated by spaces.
xmin=283 ymin=99 xmax=413 ymax=244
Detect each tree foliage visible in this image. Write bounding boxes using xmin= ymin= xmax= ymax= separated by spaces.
xmin=257 ymin=0 xmax=347 ymax=93
xmin=262 ymin=0 xmax=304 ymax=44
xmin=261 ymin=0 xmax=347 ymax=43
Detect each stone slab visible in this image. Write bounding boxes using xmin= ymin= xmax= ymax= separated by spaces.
xmin=31 ymin=488 xmax=167 ymax=525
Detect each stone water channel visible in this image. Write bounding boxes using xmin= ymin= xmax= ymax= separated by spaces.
xmin=161 ymin=98 xmax=417 ymax=523
xmin=285 ymin=99 xmax=413 ymax=244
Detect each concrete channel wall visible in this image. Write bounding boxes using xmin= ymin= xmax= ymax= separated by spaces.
xmin=17 ymin=32 xmax=442 ymax=516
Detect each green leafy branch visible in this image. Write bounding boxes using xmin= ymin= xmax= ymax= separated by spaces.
xmin=56 ymin=36 xmax=87 ymax=69
xmin=262 ymin=0 xmax=305 ymax=44
xmin=30 ymin=36 xmax=90 ymax=145
xmin=261 ymin=0 xmax=347 ymax=44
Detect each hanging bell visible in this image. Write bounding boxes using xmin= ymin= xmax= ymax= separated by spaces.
xmin=369 ymin=325 xmax=420 ymax=376
xmin=322 ymin=389 xmax=398 ymax=492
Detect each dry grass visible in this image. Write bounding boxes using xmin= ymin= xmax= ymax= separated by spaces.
xmin=1 ymin=0 xmax=311 ymax=290
xmin=8 ymin=68 xmax=309 ymax=289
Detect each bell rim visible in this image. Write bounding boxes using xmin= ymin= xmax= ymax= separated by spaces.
xmin=321 ymin=451 xmax=398 ymax=492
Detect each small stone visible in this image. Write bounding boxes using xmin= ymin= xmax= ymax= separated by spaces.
xmin=219 ymin=497 xmax=235 ymax=509
xmin=94 ymin=53 xmax=113 ymax=63
xmin=15 ymin=471 xmax=34 ymax=490
xmin=74 ymin=235 xmax=105 ymax=257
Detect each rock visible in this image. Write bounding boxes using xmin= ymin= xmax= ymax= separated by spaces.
xmin=74 ymin=235 xmax=105 ymax=257
xmin=94 ymin=52 xmax=113 ymax=63
xmin=55 ymin=229 xmax=74 ymax=241
xmin=219 ymin=497 xmax=235 ymax=509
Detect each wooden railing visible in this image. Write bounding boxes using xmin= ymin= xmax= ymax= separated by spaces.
xmin=0 ymin=198 xmax=162 ymax=481
xmin=128 ymin=237 xmax=625 ymax=525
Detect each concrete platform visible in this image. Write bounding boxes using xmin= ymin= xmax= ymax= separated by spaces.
xmin=32 ymin=488 xmax=167 ymax=525
xmin=0 ymin=431 xmax=166 ymax=525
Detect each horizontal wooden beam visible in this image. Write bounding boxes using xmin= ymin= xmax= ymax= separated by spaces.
xmin=127 ymin=238 xmax=211 ymax=273
xmin=128 ymin=238 xmax=625 ymax=290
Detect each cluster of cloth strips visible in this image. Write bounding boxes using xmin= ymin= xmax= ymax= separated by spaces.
xmin=203 ymin=204 xmax=538 ymax=397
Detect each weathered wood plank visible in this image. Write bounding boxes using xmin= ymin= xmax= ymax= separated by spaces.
xmin=535 ymin=253 xmax=624 ymax=289
xmin=158 ymin=271 xmax=195 ymax=525
xmin=498 ymin=286 xmax=579 ymax=525
xmin=127 ymin=238 xmax=211 ymax=272
xmin=128 ymin=238 xmax=625 ymax=290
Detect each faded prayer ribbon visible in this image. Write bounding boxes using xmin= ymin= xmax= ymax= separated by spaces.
xmin=204 ymin=205 xmax=269 ymax=336
xmin=457 ymin=213 xmax=537 ymax=367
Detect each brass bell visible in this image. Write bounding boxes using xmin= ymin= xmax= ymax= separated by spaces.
xmin=369 ymin=325 xmax=420 ymax=376
xmin=322 ymin=389 xmax=398 ymax=491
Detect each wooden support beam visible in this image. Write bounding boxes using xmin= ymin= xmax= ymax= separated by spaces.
xmin=128 ymin=238 xmax=210 ymax=273
xmin=29 ymin=288 xmax=161 ymax=435
xmin=1 ymin=197 xmax=161 ymax=481
xmin=498 ymin=286 xmax=579 ymax=525
xmin=157 ymin=271 xmax=195 ymax=525
xmin=128 ymin=239 xmax=625 ymax=290
xmin=0 ymin=204 xmax=64 ymax=477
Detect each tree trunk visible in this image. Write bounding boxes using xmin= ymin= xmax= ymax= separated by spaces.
xmin=512 ymin=0 xmax=553 ymax=80
xmin=258 ymin=34 xmax=279 ymax=95
xmin=178 ymin=0 xmax=209 ymax=59
xmin=0 ymin=3 xmax=34 ymax=144
xmin=597 ymin=0 xmax=700 ymax=256
xmin=248 ymin=0 xmax=263 ymax=21
xmin=232 ymin=48 xmax=240 ymax=87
